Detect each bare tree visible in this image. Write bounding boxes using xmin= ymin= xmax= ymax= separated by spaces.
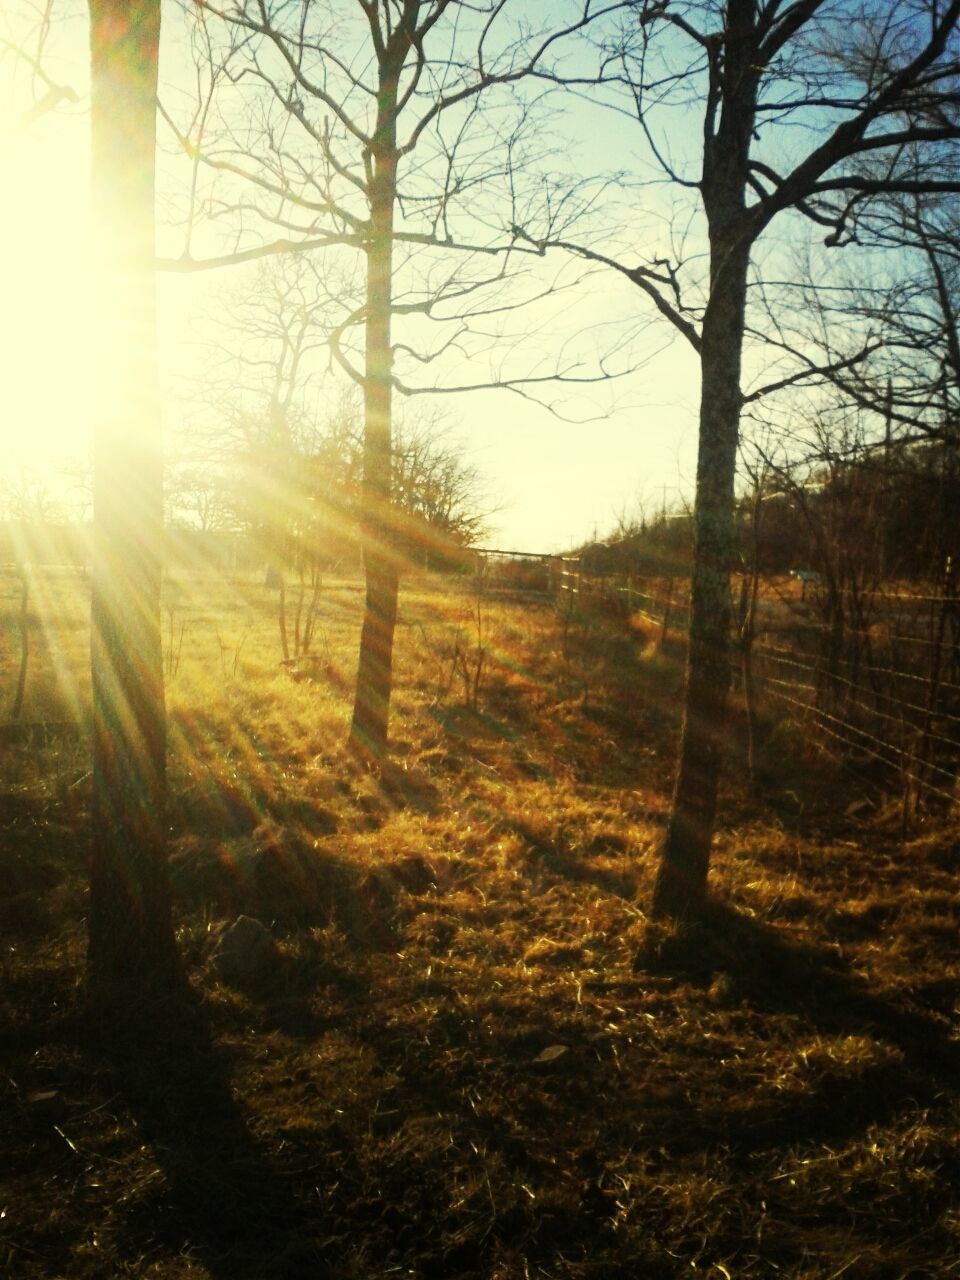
xmin=0 ymin=473 xmax=63 ymax=724
xmin=2 ymin=0 xmax=79 ymax=126
xmin=179 ymin=254 xmax=492 ymax=663
xmin=160 ymin=0 xmax=618 ymax=759
xmin=526 ymin=0 xmax=960 ymax=916
xmin=391 ymin=406 xmax=492 ymax=566
xmin=811 ymin=187 xmax=959 ymax=447
xmin=87 ymin=0 xmax=181 ymax=1000
xmin=166 ymin=463 xmax=235 ymax=533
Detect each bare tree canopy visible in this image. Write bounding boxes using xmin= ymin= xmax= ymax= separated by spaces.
xmin=2 ymin=0 xmax=80 ymax=125
xmin=157 ymin=0 xmax=625 ymax=756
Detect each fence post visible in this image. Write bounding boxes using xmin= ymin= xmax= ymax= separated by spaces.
xmin=659 ymin=577 xmax=674 ymax=648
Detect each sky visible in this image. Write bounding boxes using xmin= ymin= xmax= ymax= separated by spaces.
xmin=4 ymin=1 xmax=943 ymax=555
xmin=0 ymin=2 xmax=706 ymax=555
xmin=1 ymin=96 xmax=96 ymax=492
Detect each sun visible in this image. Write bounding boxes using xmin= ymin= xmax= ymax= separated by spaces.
xmin=0 ymin=113 xmax=97 ymax=491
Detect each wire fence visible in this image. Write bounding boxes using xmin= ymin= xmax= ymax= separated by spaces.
xmin=749 ymin=568 xmax=959 ymax=816
xmin=7 ymin=544 xmax=957 ymax=819
xmin=555 ymin=557 xmax=960 ymax=818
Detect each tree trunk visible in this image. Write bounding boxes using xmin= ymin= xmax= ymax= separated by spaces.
xmin=652 ymin=244 xmax=750 ymax=917
xmin=349 ymin=86 xmax=399 ymax=760
xmin=87 ymin=0 xmax=180 ymax=1000
xmin=12 ymin=568 xmax=29 ymax=721
xmin=653 ymin=0 xmax=758 ymax=916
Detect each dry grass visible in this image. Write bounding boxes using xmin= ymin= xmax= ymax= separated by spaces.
xmin=1 ymin=565 xmax=957 ymax=1279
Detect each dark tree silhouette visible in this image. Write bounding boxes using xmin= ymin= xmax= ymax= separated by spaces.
xmin=87 ymin=0 xmax=181 ymax=1000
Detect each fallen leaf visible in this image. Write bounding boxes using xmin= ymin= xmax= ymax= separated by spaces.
xmin=533 ymin=1045 xmax=568 ymax=1065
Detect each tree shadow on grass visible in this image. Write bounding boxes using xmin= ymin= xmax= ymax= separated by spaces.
xmin=637 ymin=901 xmax=960 ymax=1087
xmin=329 ymin=934 xmax=956 ymax=1276
xmin=85 ymin=992 xmax=336 ymax=1279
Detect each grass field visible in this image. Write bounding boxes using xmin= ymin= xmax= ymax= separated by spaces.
xmin=1 ymin=566 xmax=958 ymax=1278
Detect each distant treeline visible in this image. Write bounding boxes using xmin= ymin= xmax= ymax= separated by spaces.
xmin=0 ymin=519 xmax=468 ymax=577
xmin=0 ymin=523 xmax=263 ymax=574
xmin=0 ymin=522 xmax=91 ymax=569
xmin=588 ymin=438 xmax=959 ymax=585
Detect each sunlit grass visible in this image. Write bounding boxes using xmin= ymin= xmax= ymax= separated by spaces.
xmin=1 ymin=561 xmax=958 ymax=1278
